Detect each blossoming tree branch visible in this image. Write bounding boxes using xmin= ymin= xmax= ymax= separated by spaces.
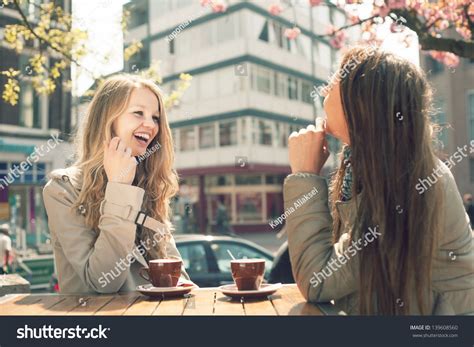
xmin=1 ymin=0 xmax=191 ymax=107
xmin=202 ymin=0 xmax=473 ymax=66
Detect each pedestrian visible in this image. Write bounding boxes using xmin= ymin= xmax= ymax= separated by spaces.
xmin=463 ymin=193 xmax=474 ymax=228
xmin=0 ymin=224 xmax=12 ymax=275
xmin=215 ymin=199 xmax=235 ymax=236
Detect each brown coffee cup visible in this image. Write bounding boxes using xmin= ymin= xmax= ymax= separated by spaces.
xmin=230 ymin=259 xmax=265 ymax=291
xmin=139 ymin=259 xmax=182 ymax=287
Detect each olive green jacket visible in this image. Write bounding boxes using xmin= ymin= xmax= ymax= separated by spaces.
xmin=43 ymin=166 xmax=189 ymax=294
xmin=284 ymin=161 xmax=474 ymax=315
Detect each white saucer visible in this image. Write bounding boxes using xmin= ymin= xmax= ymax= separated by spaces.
xmin=137 ymin=284 xmax=197 ymax=298
xmin=218 ymin=283 xmax=282 ymax=299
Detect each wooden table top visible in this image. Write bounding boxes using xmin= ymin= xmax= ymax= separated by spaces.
xmin=0 ymin=284 xmax=341 ymax=316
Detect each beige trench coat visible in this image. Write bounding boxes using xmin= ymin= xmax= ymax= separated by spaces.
xmin=43 ymin=166 xmax=189 ymax=294
xmin=284 ymin=161 xmax=474 ymax=315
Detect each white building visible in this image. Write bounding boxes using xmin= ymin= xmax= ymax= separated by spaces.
xmin=124 ymin=0 xmax=345 ymax=233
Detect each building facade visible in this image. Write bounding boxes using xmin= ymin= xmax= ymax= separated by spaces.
xmin=124 ymin=0 xmax=345 ymax=233
xmin=0 ymin=1 xmax=73 ymax=253
xmin=421 ymin=54 xmax=474 ymax=197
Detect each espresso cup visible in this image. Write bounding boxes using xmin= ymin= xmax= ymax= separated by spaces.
xmin=230 ymin=259 xmax=265 ymax=291
xmin=139 ymin=259 xmax=182 ymax=287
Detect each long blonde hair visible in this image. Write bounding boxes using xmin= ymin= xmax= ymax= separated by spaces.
xmin=71 ymin=74 xmax=179 ymax=259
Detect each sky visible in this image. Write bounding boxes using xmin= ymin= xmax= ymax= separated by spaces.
xmin=72 ymin=0 xmax=127 ymax=96
xmin=71 ymin=0 xmax=419 ymax=96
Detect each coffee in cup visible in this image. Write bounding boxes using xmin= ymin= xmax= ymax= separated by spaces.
xmin=230 ymin=258 xmax=265 ymax=291
xmin=139 ymin=259 xmax=182 ymax=287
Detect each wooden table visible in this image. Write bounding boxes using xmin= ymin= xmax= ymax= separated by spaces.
xmin=0 ymin=274 xmax=30 ymax=296
xmin=0 ymin=284 xmax=341 ymax=316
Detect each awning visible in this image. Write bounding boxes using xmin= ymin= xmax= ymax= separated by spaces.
xmin=0 ymin=139 xmax=35 ymax=154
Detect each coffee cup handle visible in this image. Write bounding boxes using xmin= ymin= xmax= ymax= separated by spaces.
xmin=139 ymin=267 xmax=150 ymax=282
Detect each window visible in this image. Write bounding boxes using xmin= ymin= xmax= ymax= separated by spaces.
xmin=468 ymin=91 xmax=474 ymax=141
xmin=274 ymin=72 xmax=287 ymax=98
xmin=288 ymin=77 xmax=298 ymax=100
xmin=219 ymin=120 xmax=237 ymax=146
xmin=208 ymin=193 xmax=232 ymax=224
xmin=19 ymin=81 xmax=41 ymax=129
xmin=301 ymin=81 xmax=313 ymax=104
xmin=177 ymin=243 xmax=209 ymax=274
xmin=199 ymin=123 xmax=215 ymax=149
xmin=275 ymin=122 xmax=288 ymax=147
xmin=180 ymin=127 xmax=195 ymax=151
xmin=235 ymin=175 xmax=262 ymax=185
xmin=258 ymin=120 xmax=272 ymax=145
xmin=470 ymin=159 xmax=474 ymax=183
xmin=211 ymin=241 xmax=273 ymax=274
xmin=425 ymin=56 xmax=444 ymax=75
xmin=128 ymin=1 xmax=148 ymax=29
xmin=236 ymin=192 xmax=263 ymax=222
xmin=256 ymin=67 xmax=271 ymax=94
xmin=266 ymin=192 xmax=283 ymax=221
xmin=205 ymin=175 xmax=233 ymax=187
xmin=0 ymin=162 xmax=49 ymax=184
xmin=127 ymin=43 xmax=149 ymax=72
xmin=241 ymin=118 xmax=247 ymax=144
xmin=258 ymin=20 xmax=269 ymax=42
xmin=270 ymin=21 xmax=290 ymax=51
xmin=265 ymin=174 xmax=285 ymax=185
xmin=434 ymin=99 xmax=448 ymax=149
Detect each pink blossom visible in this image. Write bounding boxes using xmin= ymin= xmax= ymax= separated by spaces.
xmin=376 ymin=5 xmax=390 ymax=18
xmin=284 ymin=27 xmax=301 ymax=40
xmin=429 ymin=51 xmax=460 ymax=68
xmin=387 ymin=0 xmax=405 ymax=9
xmin=349 ymin=15 xmax=360 ymax=24
xmin=436 ymin=19 xmax=450 ymax=31
xmin=325 ymin=24 xmax=335 ymax=35
xmin=200 ymin=0 xmax=212 ymax=6
xmin=309 ymin=0 xmax=323 ymax=6
xmin=268 ymin=4 xmax=283 ymax=16
xmin=329 ymin=30 xmax=346 ymax=49
xmin=211 ymin=1 xmax=227 ymax=13
xmin=456 ymin=26 xmax=472 ymax=40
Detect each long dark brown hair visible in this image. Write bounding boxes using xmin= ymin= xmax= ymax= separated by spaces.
xmin=329 ymin=46 xmax=443 ymax=315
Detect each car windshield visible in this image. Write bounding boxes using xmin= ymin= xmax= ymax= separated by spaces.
xmin=210 ymin=242 xmax=273 ymax=274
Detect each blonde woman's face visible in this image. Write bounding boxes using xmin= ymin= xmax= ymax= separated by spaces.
xmin=323 ymin=81 xmax=350 ymax=145
xmin=112 ymin=87 xmax=160 ymax=156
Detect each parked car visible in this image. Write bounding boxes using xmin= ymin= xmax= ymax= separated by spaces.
xmin=175 ymin=234 xmax=274 ymax=288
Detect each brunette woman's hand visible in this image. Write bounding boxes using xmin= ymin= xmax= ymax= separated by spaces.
xmin=288 ymin=118 xmax=330 ymax=175
xmin=103 ymin=137 xmax=137 ymax=185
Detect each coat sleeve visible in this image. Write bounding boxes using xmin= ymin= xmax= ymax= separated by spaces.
xmin=283 ymin=173 xmax=360 ymax=303
xmin=43 ymin=179 xmax=145 ymax=293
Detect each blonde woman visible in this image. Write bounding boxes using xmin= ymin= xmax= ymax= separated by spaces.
xmin=43 ymin=74 xmax=192 ymax=294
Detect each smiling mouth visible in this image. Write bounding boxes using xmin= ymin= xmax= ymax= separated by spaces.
xmin=133 ymin=132 xmax=151 ymax=146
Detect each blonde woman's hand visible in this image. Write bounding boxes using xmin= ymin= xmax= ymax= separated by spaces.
xmin=103 ymin=137 xmax=137 ymax=185
xmin=288 ymin=118 xmax=330 ymax=175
